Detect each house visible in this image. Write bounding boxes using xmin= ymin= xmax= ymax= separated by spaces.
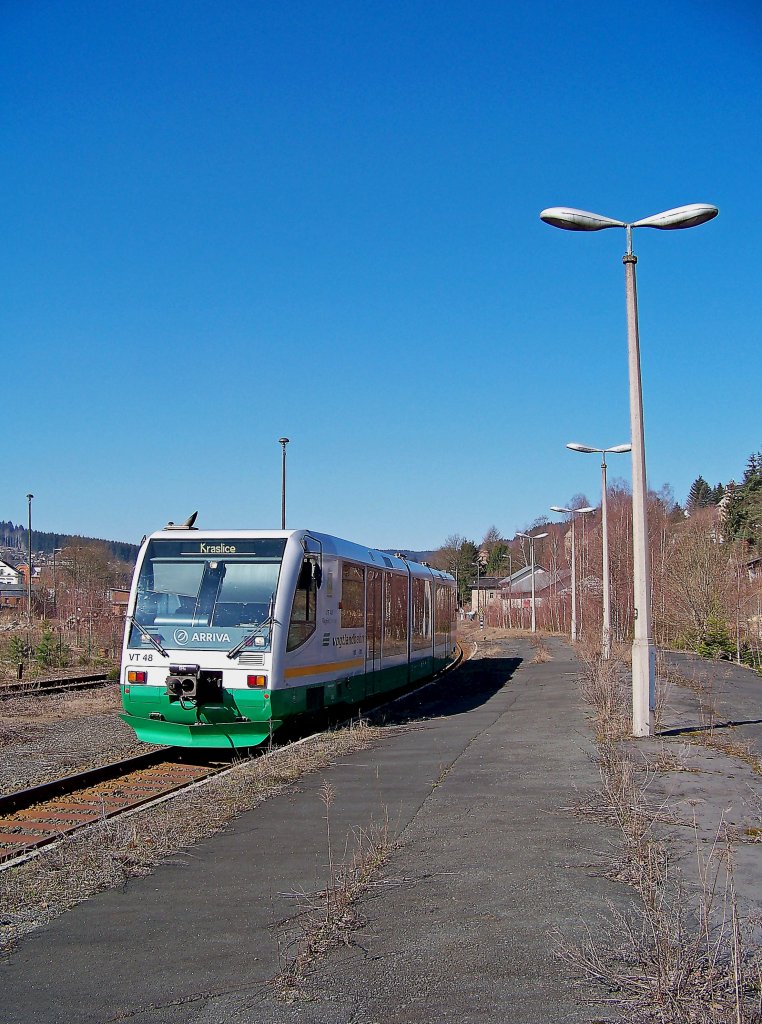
xmin=469 ymin=565 xmax=572 ymax=614
xmin=0 ymin=559 xmax=21 ymax=586
xmin=469 ymin=576 xmax=504 ymax=611
xmin=0 ymin=559 xmax=26 ymax=609
xmin=502 ymin=566 xmax=571 ymax=606
xmin=109 ymin=588 xmax=130 ymax=618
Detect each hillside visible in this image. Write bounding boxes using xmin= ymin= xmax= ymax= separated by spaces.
xmin=0 ymin=521 xmax=139 ymax=565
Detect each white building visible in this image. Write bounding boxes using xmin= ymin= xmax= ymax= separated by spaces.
xmin=0 ymin=559 xmax=21 ymax=586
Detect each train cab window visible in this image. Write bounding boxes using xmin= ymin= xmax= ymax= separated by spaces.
xmin=287 ymin=558 xmax=318 ymax=651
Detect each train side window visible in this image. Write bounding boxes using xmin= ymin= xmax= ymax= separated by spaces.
xmin=383 ymin=571 xmax=408 ymax=659
xmin=287 ymin=559 xmax=318 ymax=651
xmin=411 ymin=577 xmax=432 ymax=651
xmin=341 ymin=563 xmax=365 ymax=628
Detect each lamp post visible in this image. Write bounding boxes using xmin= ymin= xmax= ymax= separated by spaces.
xmin=278 ymin=437 xmax=289 ymax=530
xmin=549 ymin=506 xmax=595 ymax=642
xmin=52 ymin=547 xmax=63 ymax=619
xmin=541 ymin=202 xmax=718 ymax=737
xmin=567 ymin=443 xmax=631 ymax=659
xmin=26 ymin=493 xmax=34 ymax=626
xmin=500 ymin=551 xmax=513 ymax=628
xmin=516 ymin=532 xmax=548 ymax=633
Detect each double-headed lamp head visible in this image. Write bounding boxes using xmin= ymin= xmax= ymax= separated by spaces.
xmin=567 ymin=442 xmax=632 ymax=455
xmin=540 ymin=204 xmax=718 ymax=232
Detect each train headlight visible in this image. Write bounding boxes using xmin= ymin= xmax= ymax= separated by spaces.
xmin=247 ymin=674 xmax=267 ymax=688
xmin=127 ymin=670 xmax=147 ymax=684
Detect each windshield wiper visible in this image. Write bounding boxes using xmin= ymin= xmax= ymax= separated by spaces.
xmin=128 ymin=616 xmax=169 ymax=658
xmin=226 ymin=595 xmax=275 ymax=659
xmin=226 ymin=616 xmax=274 ymax=659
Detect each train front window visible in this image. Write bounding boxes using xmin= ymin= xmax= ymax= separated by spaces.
xmin=130 ymin=538 xmax=286 ymax=650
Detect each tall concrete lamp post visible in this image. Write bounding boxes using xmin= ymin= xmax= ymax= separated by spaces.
xmin=26 ymin=493 xmax=34 ymax=626
xmin=516 ymin=532 xmax=548 ymax=633
xmin=567 ymin=443 xmax=631 ymax=659
xmin=541 ymin=202 xmax=718 ymax=736
xmin=278 ymin=438 xmax=289 ymax=530
xmin=549 ymin=505 xmax=595 ymax=643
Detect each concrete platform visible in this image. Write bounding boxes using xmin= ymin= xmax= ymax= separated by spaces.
xmin=1 ymin=635 xmax=632 ymax=1023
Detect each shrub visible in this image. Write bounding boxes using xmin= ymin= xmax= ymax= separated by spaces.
xmin=696 ymin=615 xmax=735 ymax=660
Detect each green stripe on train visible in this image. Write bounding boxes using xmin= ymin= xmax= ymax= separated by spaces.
xmin=120 ymin=654 xmax=452 ymax=748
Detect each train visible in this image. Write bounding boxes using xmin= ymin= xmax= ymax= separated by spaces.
xmin=119 ymin=524 xmax=457 ymax=748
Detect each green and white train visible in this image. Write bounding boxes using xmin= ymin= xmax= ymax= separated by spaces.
xmin=120 ymin=526 xmax=457 ymax=748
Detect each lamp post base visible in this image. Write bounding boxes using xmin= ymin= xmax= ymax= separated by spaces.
xmin=631 ymin=637 xmax=655 ymax=737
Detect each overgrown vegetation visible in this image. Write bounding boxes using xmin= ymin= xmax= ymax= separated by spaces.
xmin=272 ymin=781 xmax=397 ymax=1001
xmin=563 ymin=649 xmax=762 ymax=1022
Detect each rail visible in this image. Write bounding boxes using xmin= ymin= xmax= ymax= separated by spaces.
xmin=0 ymin=672 xmax=111 ymax=700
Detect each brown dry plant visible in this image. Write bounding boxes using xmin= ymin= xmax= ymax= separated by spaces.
xmin=575 ymin=642 xmax=629 ymax=741
xmin=272 ymin=792 xmax=397 ymax=1003
xmin=557 ymin=820 xmax=762 ymax=1023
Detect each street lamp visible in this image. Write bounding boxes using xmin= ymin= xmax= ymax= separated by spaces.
xmin=278 ymin=438 xmax=289 ymax=530
xmin=567 ymin=443 xmax=631 ymax=659
xmin=541 ymin=202 xmax=718 ymax=737
xmin=516 ymin=532 xmax=548 ymax=633
xmin=26 ymin=493 xmax=34 ymax=626
xmin=473 ymin=558 xmax=483 ymax=623
xmin=549 ymin=506 xmax=595 ymax=643
xmin=52 ymin=547 xmax=63 ymax=619
xmin=499 ymin=550 xmax=513 ymax=628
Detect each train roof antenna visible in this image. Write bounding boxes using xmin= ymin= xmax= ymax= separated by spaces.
xmin=164 ymin=511 xmax=198 ymax=531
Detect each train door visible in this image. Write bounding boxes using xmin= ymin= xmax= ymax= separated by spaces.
xmin=366 ymin=568 xmax=382 ymax=673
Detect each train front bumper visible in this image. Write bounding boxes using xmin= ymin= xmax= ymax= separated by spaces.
xmin=120 ymin=685 xmax=281 ymax=749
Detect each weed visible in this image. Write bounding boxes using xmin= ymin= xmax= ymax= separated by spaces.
xmin=576 ymin=645 xmax=629 ymax=742
xmin=559 ymin=740 xmax=762 ymax=1023
xmin=530 ymin=639 xmax=552 ymax=663
xmin=272 ymin=790 xmax=397 ymax=1002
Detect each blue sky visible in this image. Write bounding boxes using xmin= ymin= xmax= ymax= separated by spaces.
xmin=2 ymin=0 xmax=760 ymax=550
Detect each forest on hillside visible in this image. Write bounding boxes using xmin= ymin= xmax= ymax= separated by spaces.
xmin=0 ymin=521 xmax=139 ymax=564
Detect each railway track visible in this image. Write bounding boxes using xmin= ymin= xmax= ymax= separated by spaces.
xmin=0 ymin=642 xmax=468 ymax=869
xmin=0 ymin=672 xmax=111 ymax=700
xmin=0 ymin=750 xmax=232 ymax=867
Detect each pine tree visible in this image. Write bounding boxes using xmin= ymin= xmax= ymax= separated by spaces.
xmin=35 ymin=628 xmax=58 ymax=669
xmin=723 ymin=450 xmax=762 ymax=549
xmin=744 ymin=451 xmax=762 ymax=484
xmin=686 ymin=476 xmax=713 ymax=512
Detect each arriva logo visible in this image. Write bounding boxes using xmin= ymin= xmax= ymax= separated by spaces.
xmin=200 ymin=543 xmax=236 ymax=554
xmin=173 ymin=629 xmax=231 ymax=645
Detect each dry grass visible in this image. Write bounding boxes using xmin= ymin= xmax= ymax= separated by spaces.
xmin=530 ymin=638 xmax=552 ymax=663
xmin=560 ymin=740 xmax=762 ymax=1022
xmin=0 ymin=718 xmax=385 ymax=952
xmin=566 ymin=641 xmax=762 ymax=1021
xmin=692 ymin=732 xmax=762 ymax=776
xmin=575 ymin=642 xmax=630 ymax=742
xmin=272 ymin=782 xmax=398 ymax=1002
xmin=662 ymin=663 xmax=762 ymax=776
